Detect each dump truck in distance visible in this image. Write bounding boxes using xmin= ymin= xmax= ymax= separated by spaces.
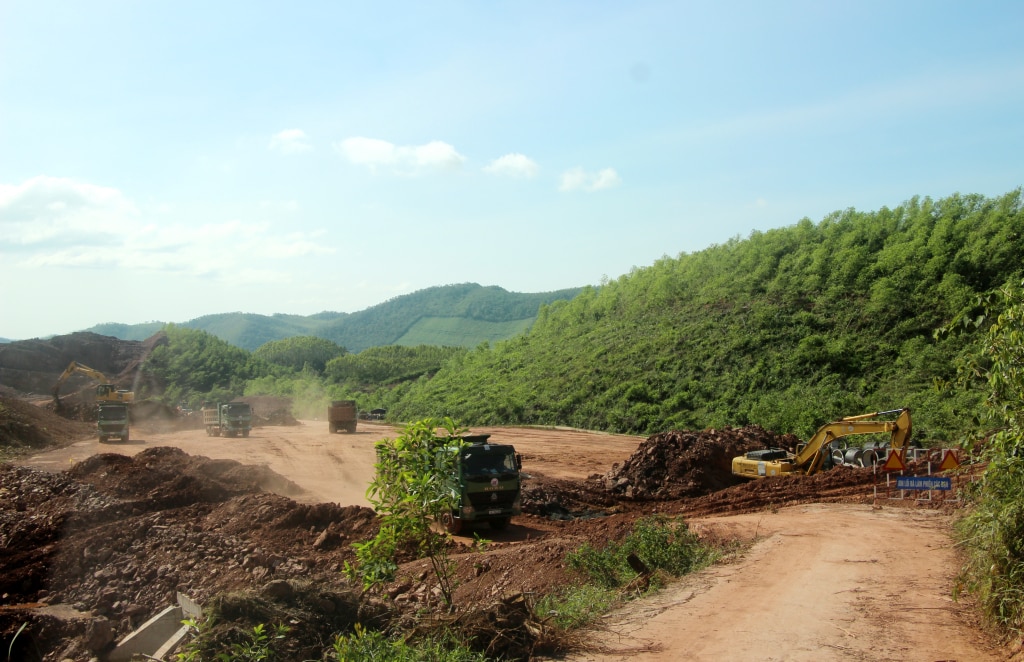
xmin=202 ymin=402 xmax=252 ymax=438
xmin=328 ymin=400 xmax=357 ymax=433
xmin=97 ymin=403 xmax=130 ymax=443
xmin=440 ymin=434 xmax=522 ymax=535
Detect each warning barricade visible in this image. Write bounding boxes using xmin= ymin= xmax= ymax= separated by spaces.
xmin=873 ymin=448 xmax=967 ymax=503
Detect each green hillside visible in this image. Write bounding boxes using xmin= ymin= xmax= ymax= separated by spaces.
xmin=394 ymin=317 xmax=534 ymax=347
xmin=85 ymin=284 xmax=581 ymax=351
xmin=386 ymin=191 xmax=1024 ymax=442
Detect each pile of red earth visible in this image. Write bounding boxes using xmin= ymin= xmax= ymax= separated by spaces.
xmin=597 ymin=425 xmax=801 ymax=500
xmin=0 ymin=447 xmax=379 ymax=661
xmin=0 ymin=387 xmax=94 ymax=452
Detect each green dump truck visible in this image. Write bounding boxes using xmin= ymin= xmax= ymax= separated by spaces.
xmin=440 ymin=434 xmax=523 ymax=534
xmin=202 ymin=402 xmax=252 ymax=438
xmin=327 ymin=400 xmax=357 ymax=433
xmin=97 ymin=402 xmax=130 ymax=443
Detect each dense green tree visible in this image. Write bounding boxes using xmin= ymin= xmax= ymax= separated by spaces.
xmin=253 ymin=336 xmax=347 ymax=373
xmin=325 ymin=345 xmax=465 ymax=385
xmin=139 ymin=325 xmax=272 ymax=405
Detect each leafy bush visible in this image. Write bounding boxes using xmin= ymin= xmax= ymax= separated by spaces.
xmin=345 ymin=418 xmax=467 ymax=607
xmin=175 ymin=620 xmax=291 ymax=662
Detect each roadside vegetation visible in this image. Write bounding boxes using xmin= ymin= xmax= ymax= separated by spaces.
xmin=947 ymin=282 xmax=1024 ymax=639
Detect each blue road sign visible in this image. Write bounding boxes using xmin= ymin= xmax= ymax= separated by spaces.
xmin=896 ymin=476 xmax=951 ymax=491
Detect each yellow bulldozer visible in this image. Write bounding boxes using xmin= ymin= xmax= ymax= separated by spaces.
xmin=731 ymin=408 xmax=913 ymax=479
xmin=52 ymin=361 xmax=135 ymax=409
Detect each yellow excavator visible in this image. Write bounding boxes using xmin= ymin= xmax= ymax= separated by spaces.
xmin=52 ymin=361 xmax=135 ymax=408
xmin=731 ymin=407 xmax=912 ymax=479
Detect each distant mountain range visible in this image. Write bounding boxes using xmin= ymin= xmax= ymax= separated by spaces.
xmin=81 ymin=283 xmax=584 ymax=352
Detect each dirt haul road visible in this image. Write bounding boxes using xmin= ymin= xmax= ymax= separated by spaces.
xmin=20 ymin=420 xmax=642 ymax=505
xmin=22 ymin=420 xmax=1001 ymax=661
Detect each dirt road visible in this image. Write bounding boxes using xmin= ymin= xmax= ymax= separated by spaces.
xmin=22 ymin=420 xmax=644 ymax=506
xmin=560 ymin=504 xmax=999 ymax=662
xmin=22 ymin=421 xmax=1002 ymax=661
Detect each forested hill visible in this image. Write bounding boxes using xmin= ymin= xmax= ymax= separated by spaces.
xmin=87 ymin=284 xmax=582 ymax=352
xmin=388 ymin=191 xmax=1024 ymax=442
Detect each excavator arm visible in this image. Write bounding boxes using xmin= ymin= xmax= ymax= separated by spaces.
xmin=52 ymin=361 xmax=134 ymax=406
xmin=732 ymin=408 xmax=912 ymax=479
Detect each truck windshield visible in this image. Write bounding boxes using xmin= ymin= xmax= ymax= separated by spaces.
xmin=225 ymin=405 xmax=249 ymax=415
xmin=461 ymin=449 xmax=517 ymax=475
xmin=98 ymin=407 xmax=126 ymax=420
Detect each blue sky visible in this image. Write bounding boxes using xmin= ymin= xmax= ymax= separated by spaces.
xmin=1 ymin=1 xmax=1022 ymax=340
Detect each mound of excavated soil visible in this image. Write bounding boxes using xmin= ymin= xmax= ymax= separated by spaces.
xmin=0 ymin=447 xmax=379 ymax=661
xmin=598 ymin=425 xmax=801 ymax=500
xmin=0 ymin=388 xmax=94 ymax=453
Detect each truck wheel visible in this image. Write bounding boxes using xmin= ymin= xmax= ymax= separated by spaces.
xmin=122 ymin=432 xmax=129 ymax=442
xmin=489 ymin=517 xmax=511 ymax=531
xmin=347 ymin=424 xmax=357 ymax=433
xmin=99 ymin=435 xmax=107 ymax=443
xmin=329 ymin=423 xmax=337 ymax=433
xmin=440 ymin=512 xmax=464 ymax=535
xmin=242 ymin=430 xmax=249 ymax=438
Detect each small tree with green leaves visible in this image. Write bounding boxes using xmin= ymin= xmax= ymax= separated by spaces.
xmin=345 ymin=418 xmax=467 ymax=608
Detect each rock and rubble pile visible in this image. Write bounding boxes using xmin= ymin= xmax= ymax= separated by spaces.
xmin=599 ymin=425 xmax=801 ymax=500
xmin=0 ymin=447 xmax=379 ymax=660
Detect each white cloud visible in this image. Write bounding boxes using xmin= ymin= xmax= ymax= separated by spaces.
xmin=559 ymin=167 xmax=621 ymax=192
xmin=0 ymin=176 xmax=137 ymax=245
xmin=484 ymin=153 xmax=539 ymax=178
xmin=0 ymin=176 xmax=333 ymax=285
xmin=336 ymin=137 xmax=465 ymax=174
xmin=269 ymin=129 xmax=312 ymax=154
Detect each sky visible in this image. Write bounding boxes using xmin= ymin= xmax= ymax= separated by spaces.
xmin=1 ymin=1 xmax=1023 ymax=340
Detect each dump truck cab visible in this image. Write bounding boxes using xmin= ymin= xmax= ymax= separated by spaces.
xmin=97 ymin=402 xmax=130 ymax=443
xmin=203 ymin=402 xmax=252 ymax=438
xmin=440 ymin=434 xmax=522 ymax=534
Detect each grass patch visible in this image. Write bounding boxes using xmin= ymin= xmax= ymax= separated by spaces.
xmin=535 ymin=584 xmax=618 ymax=630
xmin=566 ymin=515 xmax=719 ymax=590
xmin=330 ymin=624 xmax=488 ymax=661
